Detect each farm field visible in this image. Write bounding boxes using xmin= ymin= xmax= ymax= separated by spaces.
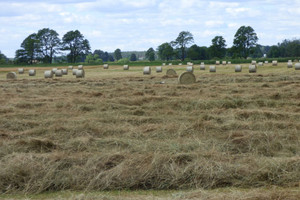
xmin=0 ymin=63 xmax=300 ymax=199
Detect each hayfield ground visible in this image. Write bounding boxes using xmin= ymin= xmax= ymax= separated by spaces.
xmin=0 ymin=63 xmax=299 ymax=199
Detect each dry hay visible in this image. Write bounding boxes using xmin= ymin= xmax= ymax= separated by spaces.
xmin=228 ymin=61 xmax=231 ymax=64
xmin=258 ymin=62 xmax=263 ymax=66
xmin=76 ymin=69 xmax=85 ymax=78
xmin=186 ymin=66 xmax=194 ymax=72
xmin=222 ymin=61 xmax=226 ymax=65
xmin=265 ymin=61 xmax=269 ymax=64
xmin=168 ymin=63 xmax=172 ymax=66
xmin=178 ymin=72 xmax=196 ymax=84
xmin=187 ymin=62 xmax=193 ymax=66
xmin=178 ymin=63 xmax=182 ymax=65
xmin=295 ymin=63 xmax=300 ymax=70
xmin=249 ymin=65 xmax=257 ymax=73
xmin=201 ymin=62 xmax=204 ymax=65
xmin=162 ymin=63 xmax=166 ymax=66
xmin=68 ymin=66 xmax=73 ymax=69
xmin=52 ymin=68 xmax=57 ymax=74
xmin=28 ymin=69 xmax=36 ymax=76
xmin=55 ymin=70 xmax=63 ymax=77
xmin=72 ymin=69 xmax=78 ymax=75
xmin=6 ymin=72 xmax=17 ymax=80
xmin=62 ymin=69 xmax=68 ymax=75
xmin=78 ymin=65 xmax=83 ymax=70
xmin=251 ymin=60 xmax=257 ymax=65
xmin=209 ymin=66 xmax=216 ymax=72
xmin=156 ymin=66 xmax=162 ymax=73
xmin=235 ymin=65 xmax=242 ymax=72
xmin=166 ymin=69 xmax=177 ymax=76
xmin=216 ymin=61 xmax=220 ymax=65
xmin=200 ymin=64 xmax=205 ymax=70
xmin=123 ymin=65 xmax=129 ymax=70
xmin=18 ymin=68 xmax=24 ymax=74
xmin=103 ymin=64 xmax=109 ymax=69
xmin=287 ymin=62 xmax=293 ymax=68
xmin=44 ymin=70 xmax=53 ymax=78
xmin=143 ymin=66 xmax=151 ymax=75
xmin=272 ymin=60 xmax=278 ymax=66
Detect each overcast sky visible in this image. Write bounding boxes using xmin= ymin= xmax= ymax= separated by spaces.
xmin=1 ymin=0 xmax=300 ymax=57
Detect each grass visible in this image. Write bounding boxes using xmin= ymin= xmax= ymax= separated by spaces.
xmin=0 ymin=63 xmax=299 ymax=199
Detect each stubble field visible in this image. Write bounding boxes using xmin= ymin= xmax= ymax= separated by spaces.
xmin=0 ymin=63 xmax=300 ymax=199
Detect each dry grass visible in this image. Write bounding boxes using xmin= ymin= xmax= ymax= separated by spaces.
xmin=0 ymin=63 xmax=299 ymax=198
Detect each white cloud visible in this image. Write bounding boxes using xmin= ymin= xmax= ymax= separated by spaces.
xmin=205 ymin=20 xmax=224 ymax=27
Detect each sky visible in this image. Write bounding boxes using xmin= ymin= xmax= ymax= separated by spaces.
xmin=1 ymin=0 xmax=300 ymax=58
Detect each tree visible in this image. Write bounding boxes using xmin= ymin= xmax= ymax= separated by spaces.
xmin=61 ymin=30 xmax=90 ymax=63
xmin=85 ymin=53 xmax=103 ymax=64
xmin=233 ymin=26 xmax=258 ymax=58
xmin=171 ymin=31 xmax=194 ymax=61
xmin=187 ymin=45 xmax=210 ymax=60
xmin=157 ymin=43 xmax=174 ymax=61
xmin=36 ymin=28 xmax=61 ymax=64
xmin=145 ymin=47 xmax=155 ymax=61
xmin=0 ymin=51 xmax=7 ymax=64
xmin=267 ymin=45 xmax=280 ymax=58
xmin=114 ymin=48 xmax=122 ymax=60
xmin=15 ymin=33 xmax=40 ymax=64
xmin=209 ymin=36 xmax=226 ymax=58
xmin=130 ymin=53 xmax=137 ymax=61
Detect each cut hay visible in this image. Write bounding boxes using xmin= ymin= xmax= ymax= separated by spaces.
xmin=287 ymin=62 xmax=293 ymax=68
xmin=186 ymin=66 xmax=194 ymax=72
xmin=28 ymin=69 xmax=36 ymax=76
xmin=62 ymin=69 xmax=68 ymax=75
xmin=72 ymin=69 xmax=78 ymax=75
xmin=258 ymin=62 xmax=263 ymax=66
xmin=156 ymin=66 xmax=162 ymax=73
xmin=103 ymin=64 xmax=109 ymax=69
xmin=68 ymin=66 xmax=73 ymax=69
xmin=123 ymin=65 xmax=129 ymax=70
xmin=178 ymin=72 xmax=196 ymax=84
xmin=76 ymin=69 xmax=85 ymax=78
xmin=187 ymin=62 xmax=193 ymax=66
xmin=272 ymin=60 xmax=278 ymax=66
xmin=209 ymin=66 xmax=216 ymax=72
xmin=228 ymin=61 xmax=231 ymax=64
xmin=200 ymin=64 xmax=205 ymax=70
xmin=6 ymin=72 xmax=17 ymax=80
xmin=249 ymin=65 xmax=257 ymax=73
xmin=288 ymin=60 xmax=292 ymax=63
xmin=235 ymin=65 xmax=242 ymax=72
xmin=55 ymin=70 xmax=63 ymax=77
xmin=295 ymin=63 xmax=300 ymax=70
xmin=265 ymin=61 xmax=269 ymax=64
xmin=162 ymin=63 xmax=166 ymax=66
xmin=18 ymin=68 xmax=24 ymax=74
xmin=143 ymin=66 xmax=151 ymax=75
xmin=52 ymin=68 xmax=57 ymax=74
xmin=78 ymin=65 xmax=83 ymax=70
xmin=168 ymin=63 xmax=172 ymax=66
xmin=166 ymin=69 xmax=177 ymax=75
xmin=44 ymin=70 xmax=53 ymax=78
xmin=201 ymin=62 xmax=204 ymax=65
xmin=222 ymin=61 xmax=226 ymax=65
xmin=251 ymin=60 xmax=257 ymax=65
xmin=216 ymin=61 xmax=220 ymax=65
xmin=178 ymin=63 xmax=182 ymax=65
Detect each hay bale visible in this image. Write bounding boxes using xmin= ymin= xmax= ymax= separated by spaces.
xmin=258 ymin=62 xmax=263 ymax=66
xmin=68 ymin=66 xmax=73 ymax=69
xmin=251 ymin=60 xmax=257 ymax=65
xmin=295 ymin=63 xmax=300 ymax=70
xmin=166 ymin=69 xmax=177 ymax=75
xmin=103 ymin=64 xmax=109 ymax=69
xmin=222 ymin=61 xmax=226 ymax=65
xmin=228 ymin=61 xmax=231 ymax=64
xmin=78 ymin=65 xmax=83 ymax=69
xmin=265 ymin=61 xmax=269 ymax=64
xmin=288 ymin=60 xmax=292 ymax=63
xmin=201 ymin=62 xmax=204 ymax=65
xmin=52 ymin=68 xmax=57 ymax=74
xmin=249 ymin=65 xmax=257 ymax=73
xmin=156 ymin=66 xmax=162 ymax=73
xmin=76 ymin=69 xmax=85 ymax=78
xmin=123 ymin=65 xmax=129 ymax=70
xmin=44 ymin=70 xmax=53 ymax=78
xmin=72 ymin=69 xmax=78 ymax=75
xmin=62 ymin=69 xmax=68 ymax=75
xmin=209 ymin=66 xmax=216 ymax=72
xmin=178 ymin=72 xmax=196 ymax=84
xmin=55 ymin=70 xmax=63 ymax=77
xmin=28 ymin=69 xmax=36 ymax=76
xmin=18 ymin=68 xmax=24 ymax=74
xmin=162 ymin=63 xmax=166 ymax=66
xmin=143 ymin=66 xmax=151 ymax=75
xmin=235 ymin=65 xmax=242 ymax=72
xmin=187 ymin=62 xmax=193 ymax=66
xmin=186 ymin=66 xmax=194 ymax=72
xmin=168 ymin=63 xmax=172 ymax=66
xmin=6 ymin=72 xmax=17 ymax=80
xmin=272 ymin=60 xmax=278 ymax=66
xmin=200 ymin=64 xmax=205 ymax=70
xmin=287 ymin=62 xmax=293 ymax=68
xmin=216 ymin=61 xmax=220 ymax=65
xmin=178 ymin=63 xmax=182 ymax=65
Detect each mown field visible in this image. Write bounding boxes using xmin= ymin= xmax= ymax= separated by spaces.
xmin=0 ymin=63 xmax=300 ymax=199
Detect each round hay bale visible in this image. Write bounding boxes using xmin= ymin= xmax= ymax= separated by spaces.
xmin=228 ymin=61 xmax=231 ymax=64
xmin=166 ymin=69 xmax=177 ymax=75
xmin=222 ymin=61 xmax=226 ymax=65
xmin=18 ymin=68 xmax=24 ymax=74
xmin=52 ymin=68 xmax=58 ymax=74
xmin=295 ymin=63 xmax=300 ymax=70
xmin=235 ymin=65 xmax=242 ymax=72
xmin=200 ymin=64 xmax=205 ymax=70
xmin=162 ymin=63 xmax=166 ymax=66
xmin=186 ymin=66 xmax=194 ymax=72
xmin=103 ymin=64 xmax=109 ymax=69
xmin=156 ymin=66 xmax=162 ymax=73
xmin=258 ymin=62 xmax=263 ymax=66
xmin=272 ymin=60 xmax=278 ymax=66
xmin=78 ymin=65 xmax=83 ymax=70
xmin=44 ymin=70 xmax=53 ymax=78
xmin=216 ymin=61 xmax=220 ymax=65
xmin=28 ymin=69 xmax=36 ymax=76
xmin=123 ymin=65 xmax=129 ymax=70
xmin=201 ymin=62 xmax=204 ymax=65
xmin=178 ymin=72 xmax=196 ymax=84
xmin=187 ymin=62 xmax=193 ymax=66
xmin=178 ymin=63 xmax=182 ymax=65
xmin=76 ymin=69 xmax=85 ymax=78
xmin=249 ymin=65 xmax=257 ymax=73
xmin=72 ymin=69 xmax=78 ymax=75
xmin=168 ymin=63 xmax=172 ymax=66
xmin=209 ymin=66 xmax=216 ymax=72
xmin=62 ymin=69 xmax=68 ymax=75
xmin=265 ymin=61 xmax=269 ymax=64
xmin=55 ymin=70 xmax=63 ymax=77
xmin=287 ymin=62 xmax=293 ymax=68
xmin=6 ymin=72 xmax=17 ymax=80
xmin=251 ymin=60 xmax=257 ymax=65
xmin=143 ymin=66 xmax=151 ymax=75
xmin=288 ymin=60 xmax=292 ymax=63
xmin=68 ymin=65 xmax=73 ymax=69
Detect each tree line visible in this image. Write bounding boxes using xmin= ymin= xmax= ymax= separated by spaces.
xmin=0 ymin=26 xmax=300 ymax=65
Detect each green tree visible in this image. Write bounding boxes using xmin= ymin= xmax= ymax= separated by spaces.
xmin=114 ymin=48 xmax=122 ymax=60
xmin=157 ymin=43 xmax=174 ymax=61
xmin=209 ymin=36 xmax=226 ymax=58
xmin=0 ymin=51 xmax=7 ymax=64
xmin=171 ymin=31 xmax=194 ymax=61
xmin=61 ymin=30 xmax=90 ymax=63
xmin=145 ymin=47 xmax=155 ymax=61
xmin=232 ymin=26 xmax=258 ymax=58
xmin=267 ymin=45 xmax=280 ymax=58
xmin=36 ymin=28 xmax=61 ymax=64
xmin=187 ymin=45 xmax=210 ymax=60
xmin=15 ymin=33 xmax=40 ymax=64
xmin=130 ymin=53 xmax=137 ymax=61
xmin=85 ymin=53 xmax=103 ymax=64
xmin=250 ymin=45 xmax=263 ymax=58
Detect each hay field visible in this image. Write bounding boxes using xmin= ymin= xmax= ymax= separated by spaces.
xmin=0 ymin=63 xmax=300 ymax=199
